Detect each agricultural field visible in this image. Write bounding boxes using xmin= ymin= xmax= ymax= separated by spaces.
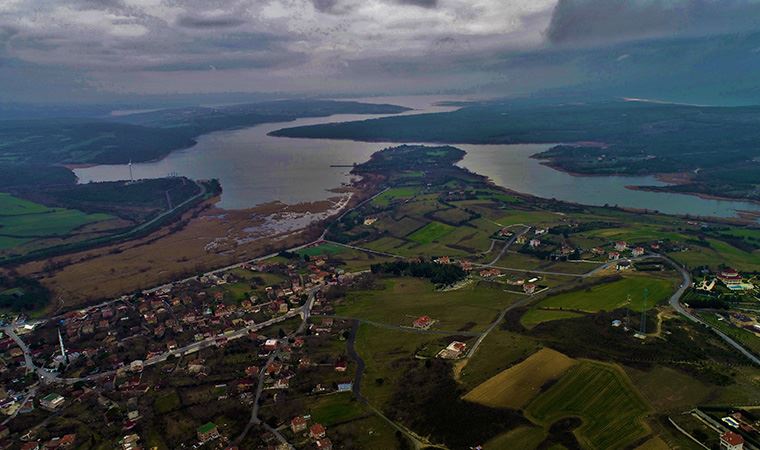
xmin=0 ymin=193 xmax=116 ymax=253
xmin=537 ymin=274 xmax=677 ymax=313
xmin=669 ymin=238 xmax=760 ymax=271
xmin=297 ymin=242 xmax=347 ymax=256
xmin=463 ymin=348 xmax=577 ymax=409
xmin=526 ymin=361 xmax=651 ymax=450
xmin=407 ymin=221 xmax=455 ymax=244
xmin=371 ymin=186 xmax=419 ymax=207
xmin=482 ymin=426 xmax=547 ymax=450
xmin=337 ymin=277 xmax=521 ymax=332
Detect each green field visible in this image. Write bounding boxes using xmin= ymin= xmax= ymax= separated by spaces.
xmin=670 ymin=238 xmax=760 ymax=271
xmin=297 ymin=242 xmax=347 ymax=257
xmin=371 ymin=187 xmax=419 ymax=207
xmin=308 ymin=392 xmax=365 ymax=426
xmin=0 ymin=209 xmax=112 ymax=237
xmin=338 ymin=277 xmax=520 ymax=332
xmin=0 ymin=193 xmax=114 ymax=254
xmin=407 ymin=221 xmax=455 ymax=244
xmin=483 ymin=426 xmax=547 ymax=450
xmin=537 ymin=275 xmax=676 ymax=313
xmin=526 ymin=361 xmax=651 ymax=450
xmin=0 ymin=193 xmax=54 ymax=215
xmin=521 ymin=309 xmax=586 ymax=329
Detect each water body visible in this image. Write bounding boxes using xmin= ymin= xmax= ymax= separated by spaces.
xmin=75 ymin=96 xmax=760 ymax=219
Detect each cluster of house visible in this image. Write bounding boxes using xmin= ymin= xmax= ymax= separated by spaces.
xmin=594 ymin=241 xmax=646 ymax=263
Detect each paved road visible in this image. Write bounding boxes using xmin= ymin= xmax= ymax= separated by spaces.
xmin=661 ymin=255 xmax=760 ymax=366
xmin=485 ymin=226 xmax=530 ymax=267
xmin=233 ymin=288 xmax=319 ymax=448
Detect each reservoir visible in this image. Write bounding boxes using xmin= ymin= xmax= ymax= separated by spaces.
xmin=75 ymin=96 xmax=760 ymax=220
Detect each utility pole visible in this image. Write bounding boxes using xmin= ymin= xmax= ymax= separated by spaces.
xmin=58 ymin=328 xmax=69 ymax=365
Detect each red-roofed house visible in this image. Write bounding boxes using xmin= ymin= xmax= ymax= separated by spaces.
xmin=290 ymin=416 xmax=307 ymax=433
xmin=310 ymin=423 xmax=326 ymax=440
xmin=720 ymin=431 xmax=744 ymax=450
xmin=718 ymin=268 xmax=743 ymax=286
xmin=413 ymin=315 xmax=433 ymax=329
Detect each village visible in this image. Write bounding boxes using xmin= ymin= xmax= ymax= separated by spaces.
xmin=0 ymin=250 xmax=376 ymax=449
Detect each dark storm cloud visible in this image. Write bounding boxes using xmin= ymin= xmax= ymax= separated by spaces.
xmin=394 ymin=0 xmax=439 ymax=8
xmin=177 ymin=14 xmax=247 ymax=29
xmin=547 ymin=0 xmax=760 ymax=45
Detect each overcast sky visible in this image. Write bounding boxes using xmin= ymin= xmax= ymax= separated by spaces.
xmin=2 ymin=0 xmax=760 ymax=102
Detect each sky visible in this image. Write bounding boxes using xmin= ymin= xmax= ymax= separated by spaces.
xmin=2 ymin=0 xmax=760 ymax=102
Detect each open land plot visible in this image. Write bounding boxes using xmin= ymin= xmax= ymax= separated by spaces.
xmin=0 ymin=192 xmax=56 ymax=215
xmin=457 ymin=329 xmax=541 ymax=389
xmin=430 ymin=207 xmax=475 ymax=224
xmin=329 ymin=248 xmax=398 ymax=272
xmin=354 ymin=323 xmax=439 ymax=406
xmin=670 ymin=238 xmax=760 ymax=271
xmin=371 ymin=216 xmax=426 ymax=237
xmin=0 ymin=206 xmax=112 ymax=237
xmin=407 ymin=221 xmax=455 ymax=244
xmin=495 ymin=210 xmax=565 ymax=227
xmin=337 ymin=277 xmax=521 ymax=332
xmin=537 ymin=274 xmax=677 ymax=313
xmin=495 ymin=251 xmax=556 ymax=270
xmin=297 ymin=242 xmax=347 ymax=256
xmin=370 ymin=186 xmax=419 ymax=207
xmin=482 ymin=426 xmax=547 ymax=450
xmin=635 ymin=437 xmax=670 ymax=450
xmin=307 ymin=392 xmax=366 ymax=426
xmin=577 ymin=225 xmax=688 ymax=244
xmin=362 ymin=236 xmax=408 ymax=254
xmin=329 ymin=413 xmax=408 ymax=450
xmin=624 ymin=366 xmax=713 ymax=411
xmin=391 ymin=197 xmax=442 ymax=218
xmin=698 ymin=312 xmax=760 ymax=356
xmin=463 ymin=348 xmax=577 ymax=409
xmin=391 ymin=240 xmax=471 ymax=258
xmin=521 ymin=309 xmax=587 ymax=329
xmin=541 ymin=261 xmax=603 ymax=275
xmin=526 ymin=361 xmax=651 ymax=450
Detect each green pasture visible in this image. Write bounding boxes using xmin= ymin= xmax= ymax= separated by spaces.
xmin=407 ymin=221 xmax=455 ymax=244
xmin=521 ymin=309 xmax=586 ymax=329
xmin=337 ymin=277 xmax=521 ymax=332
xmin=371 ymin=187 xmax=419 ymax=207
xmin=537 ymin=274 xmax=676 ymax=313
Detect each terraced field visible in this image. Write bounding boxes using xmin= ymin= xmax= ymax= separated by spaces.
xmin=526 ymin=361 xmax=651 ymax=450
